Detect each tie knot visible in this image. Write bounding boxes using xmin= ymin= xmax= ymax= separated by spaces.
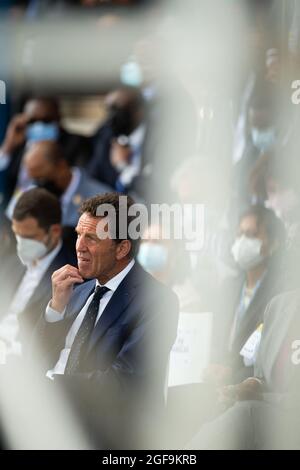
xmin=94 ymin=285 xmax=110 ymax=300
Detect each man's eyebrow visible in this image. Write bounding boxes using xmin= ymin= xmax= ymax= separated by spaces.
xmin=75 ymin=228 xmax=98 ymax=237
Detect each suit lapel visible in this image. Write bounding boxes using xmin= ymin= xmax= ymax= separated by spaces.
xmin=65 ymin=281 xmax=96 ymax=320
xmin=87 ymin=263 xmax=142 ymax=354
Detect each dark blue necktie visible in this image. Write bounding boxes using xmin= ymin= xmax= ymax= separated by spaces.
xmin=65 ymin=285 xmax=110 ymax=375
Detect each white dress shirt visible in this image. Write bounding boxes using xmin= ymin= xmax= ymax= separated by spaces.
xmin=0 ymin=240 xmax=62 ymax=356
xmin=46 ymin=259 xmax=135 ymax=379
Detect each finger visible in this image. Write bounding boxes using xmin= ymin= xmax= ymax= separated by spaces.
xmin=52 ymin=265 xmax=81 ymax=279
xmin=54 ymin=272 xmax=84 ymax=284
xmin=13 ymin=114 xmax=28 ymax=128
xmin=54 ymin=263 xmax=78 ymax=273
xmin=53 ymin=274 xmax=84 ymax=288
xmin=55 ymin=276 xmax=84 ymax=288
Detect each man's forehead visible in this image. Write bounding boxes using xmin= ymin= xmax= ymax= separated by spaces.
xmin=77 ymin=213 xmax=106 ymax=231
xmin=12 ymin=216 xmax=41 ymax=233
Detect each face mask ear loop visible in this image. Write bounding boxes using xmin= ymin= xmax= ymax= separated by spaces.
xmin=44 ymin=230 xmax=54 ymax=256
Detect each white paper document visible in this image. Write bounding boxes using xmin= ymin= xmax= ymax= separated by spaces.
xmin=168 ymin=312 xmax=213 ymax=387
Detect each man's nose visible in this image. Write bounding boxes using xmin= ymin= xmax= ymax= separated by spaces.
xmin=76 ymin=235 xmax=87 ymax=252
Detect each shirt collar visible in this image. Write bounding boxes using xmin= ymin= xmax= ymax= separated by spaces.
xmin=129 ymin=124 xmax=146 ymax=149
xmin=96 ymin=259 xmax=135 ymax=293
xmin=242 ymin=270 xmax=267 ymax=298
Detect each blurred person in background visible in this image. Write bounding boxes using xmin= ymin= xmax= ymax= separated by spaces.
xmin=87 ymin=86 xmax=146 ymax=193
xmin=173 ymin=204 xmax=286 ymax=448
xmin=171 ymin=156 xmax=235 ymax=311
xmin=207 ymin=205 xmax=286 ymax=387
xmin=249 ymin=147 xmax=300 ymax=290
xmin=0 ymin=188 xmax=76 ymax=360
xmin=188 ymin=287 xmax=300 ymax=450
xmin=138 ymin=221 xmax=201 ymax=312
xmin=0 ymin=96 xmax=91 ymax=210
xmin=263 ymin=149 xmax=300 ymax=291
xmin=120 ymin=34 xmax=197 ymax=203
xmin=264 ymin=149 xmax=300 ymax=232
xmin=231 ymin=83 xmax=279 ymax=217
xmin=231 ymin=0 xmax=282 ymax=167
xmin=6 ymin=140 xmax=111 ymax=227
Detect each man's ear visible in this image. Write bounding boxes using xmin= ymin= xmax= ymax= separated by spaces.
xmin=115 ymin=240 xmax=132 ymax=260
xmin=50 ymin=224 xmax=62 ymax=240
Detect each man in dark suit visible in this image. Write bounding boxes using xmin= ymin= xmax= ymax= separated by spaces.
xmin=0 ymin=96 xmax=91 ymax=209
xmin=88 ymin=80 xmax=197 ymax=204
xmin=6 ymin=140 xmax=111 ymax=227
xmin=87 ymin=86 xmax=146 ymax=191
xmin=0 ymin=187 xmax=76 ymax=359
xmin=37 ymin=192 xmax=179 ymax=448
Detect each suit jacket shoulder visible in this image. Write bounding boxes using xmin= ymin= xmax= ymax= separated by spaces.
xmin=78 ymin=170 xmax=112 ymax=197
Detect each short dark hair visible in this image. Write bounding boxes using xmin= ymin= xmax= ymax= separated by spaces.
xmin=79 ymin=192 xmax=140 ymax=258
xmin=12 ymin=188 xmax=62 ymax=231
xmin=239 ymin=204 xmax=285 ymax=247
xmin=25 ymin=96 xmax=60 ymax=120
xmin=31 ymin=140 xmax=66 ymax=166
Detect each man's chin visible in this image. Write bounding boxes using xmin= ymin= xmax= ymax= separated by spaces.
xmin=78 ymin=266 xmax=94 ymax=280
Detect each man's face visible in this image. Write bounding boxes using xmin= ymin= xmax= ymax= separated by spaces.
xmin=75 ymin=213 xmax=119 ymax=280
xmin=238 ymin=214 xmax=269 ymax=257
xmin=12 ymin=216 xmax=50 ymax=245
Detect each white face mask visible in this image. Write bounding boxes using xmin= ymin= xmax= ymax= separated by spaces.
xmin=251 ymin=127 xmax=276 ymax=153
xmin=120 ymin=59 xmax=143 ymax=87
xmin=231 ymin=235 xmax=265 ymax=271
xmin=16 ymin=235 xmax=49 ymax=265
